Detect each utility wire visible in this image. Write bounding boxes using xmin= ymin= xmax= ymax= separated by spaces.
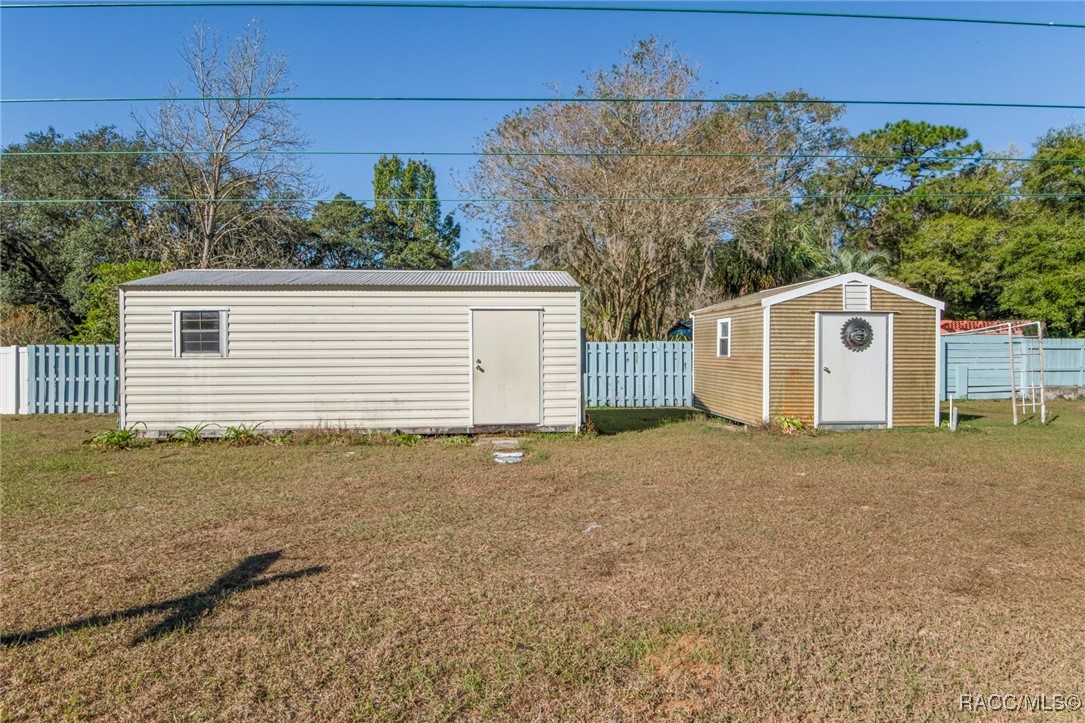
xmin=3 ymin=95 xmax=1081 ymax=109
xmin=2 ymin=193 xmax=1080 ymax=205
xmin=2 ymin=150 xmax=1082 ymax=163
xmin=0 ymin=1 xmax=1081 ymax=30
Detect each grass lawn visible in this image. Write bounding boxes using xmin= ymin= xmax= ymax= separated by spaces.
xmin=2 ymin=401 xmax=1084 ymax=720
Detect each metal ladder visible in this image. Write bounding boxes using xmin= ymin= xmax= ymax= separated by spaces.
xmin=1008 ymin=322 xmax=1047 ymax=425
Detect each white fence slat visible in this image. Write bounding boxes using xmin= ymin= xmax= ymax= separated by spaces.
xmin=0 ymin=347 xmax=17 ymax=414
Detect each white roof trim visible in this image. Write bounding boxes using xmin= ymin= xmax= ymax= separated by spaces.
xmin=760 ymin=272 xmax=945 ymax=311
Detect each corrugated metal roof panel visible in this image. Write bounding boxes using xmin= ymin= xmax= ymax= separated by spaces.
xmin=691 ymin=275 xmax=837 ymax=315
xmin=692 ymin=273 xmax=942 ymax=315
xmin=122 ymin=269 xmax=579 ymax=290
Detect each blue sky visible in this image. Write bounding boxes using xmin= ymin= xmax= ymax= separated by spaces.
xmin=2 ymin=1 xmax=1083 ymax=248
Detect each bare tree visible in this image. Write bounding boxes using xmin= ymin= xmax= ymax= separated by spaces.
xmin=466 ymin=39 xmax=772 ymax=340
xmin=136 ymin=20 xmax=315 ymax=268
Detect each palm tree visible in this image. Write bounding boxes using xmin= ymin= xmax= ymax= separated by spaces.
xmin=715 ymin=210 xmax=826 ymax=297
xmin=806 ymin=247 xmax=893 ymax=279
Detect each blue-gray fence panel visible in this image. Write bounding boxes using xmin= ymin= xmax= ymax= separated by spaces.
xmin=26 ymin=345 xmax=117 ymax=414
xmin=584 ymin=341 xmax=692 ymax=407
xmin=1044 ymin=338 xmax=1085 ymax=388
xmin=14 ymin=337 xmax=1084 ymax=413
xmin=942 ymin=336 xmax=1085 ymax=400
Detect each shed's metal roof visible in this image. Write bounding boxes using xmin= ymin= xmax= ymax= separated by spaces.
xmin=691 ymin=272 xmax=943 ymax=315
xmin=122 ymin=269 xmax=579 ymax=290
xmin=691 ymin=276 xmax=834 ymax=315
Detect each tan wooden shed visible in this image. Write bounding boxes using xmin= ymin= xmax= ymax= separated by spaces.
xmin=119 ymin=269 xmax=582 ymax=435
xmin=690 ymin=273 xmax=944 ymax=429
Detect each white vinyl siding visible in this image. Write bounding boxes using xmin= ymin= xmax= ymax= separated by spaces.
xmin=122 ymin=288 xmax=579 ymax=432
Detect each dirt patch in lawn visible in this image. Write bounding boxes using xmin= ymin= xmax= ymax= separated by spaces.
xmin=2 ymin=401 xmax=1083 ymax=720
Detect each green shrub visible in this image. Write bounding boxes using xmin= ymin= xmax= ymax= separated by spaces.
xmin=85 ymin=423 xmax=145 ymax=450
xmin=170 ymin=423 xmax=212 ymax=446
xmin=395 ymin=433 xmax=422 ymax=447
xmin=441 ymin=435 xmax=472 ymax=448
xmin=774 ymin=416 xmax=805 ymax=433
xmin=71 ymin=260 xmax=165 ymax=344
xmin=223 ymin=422 xmax=266 ymax=446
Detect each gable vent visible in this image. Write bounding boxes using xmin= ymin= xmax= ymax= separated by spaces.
xmin=843 ymin=281 xmax=871 ymax=311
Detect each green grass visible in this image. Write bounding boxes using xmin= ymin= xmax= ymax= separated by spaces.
xmin=2 ymin=400 xmax=1084 ymax=720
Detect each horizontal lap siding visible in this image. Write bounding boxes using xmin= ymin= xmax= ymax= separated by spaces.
xmin=542 ymin=307 xmax=581 ymax=422
xmin=871 ymin=289 xmax=937 ymax=426
xmin=768 ymin=288 xmax=839 ymax=424
xmin=767 ymin=287 xmax=938 ymax=426
xmin=692 ymin=302 xmax=762 ymax=424
xmin=123 ymin=289 xmax=579 ymax=432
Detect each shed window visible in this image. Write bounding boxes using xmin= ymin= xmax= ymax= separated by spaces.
xmin=716 ymin=318 xmax=731 ymax=357
xmin=175 ymin=310 xmax=227 ymax=357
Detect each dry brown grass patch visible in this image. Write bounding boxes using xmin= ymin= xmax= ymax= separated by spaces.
xmin=2 ymin=402 xmax=1083 ymax=720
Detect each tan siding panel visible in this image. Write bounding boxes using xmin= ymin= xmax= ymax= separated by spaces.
xmin=766 ymin=286 xmax=938 ymax=426
xmin=768 ymin=288 xmax=841 ymax=424
xmin=871 ymin=288 xmax=937 ymax=426
xmin=692 ymin=302 xmax=763 ymax=424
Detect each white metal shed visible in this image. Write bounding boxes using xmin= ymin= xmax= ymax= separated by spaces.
xmin=119 ymin=269 xmax=582 ymax=435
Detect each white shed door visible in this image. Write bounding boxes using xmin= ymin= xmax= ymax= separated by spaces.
xmin=818 ymin=312 xmax=889 ymax=426
xmin=471 ymin=310 xmax=541 ymax=426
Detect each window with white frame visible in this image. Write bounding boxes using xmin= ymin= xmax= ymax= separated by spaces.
xmin=716 ymin=318 xmax=731 ymax=357
xmin=175 ymin=310 xmax=227 ymax=357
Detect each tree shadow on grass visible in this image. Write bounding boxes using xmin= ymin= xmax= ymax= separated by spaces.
xmin=588 ymin=408 xmax=699 ymax=435
xmin=1 ymin=550 xmax=326 ymax=648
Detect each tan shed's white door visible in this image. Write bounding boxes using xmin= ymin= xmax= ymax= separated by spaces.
xmin=471 ymin=309 xmax=541 ymax=426
xmin=817 ymin=312 xmax=889 ymax=426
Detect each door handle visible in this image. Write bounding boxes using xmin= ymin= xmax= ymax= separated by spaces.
xmin=475 ymin=365 xmax=484 ymax=372
xmin=823 ymin=366 xmax=831 ymax=374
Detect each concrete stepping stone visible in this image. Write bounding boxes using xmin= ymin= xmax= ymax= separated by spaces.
xmin=473 ymin=437 xmax=522 ymax=451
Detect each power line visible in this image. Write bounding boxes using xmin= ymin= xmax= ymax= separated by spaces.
xmin=2 ymin=149 xmax=1081 ymax=164
xmin=2 ymin=193 xmax=1079 ymax=205
xmin=3 ymin=95 xmax=1081 ymax=109
xmin=1 ymin=1 xmax=1081 ymax=30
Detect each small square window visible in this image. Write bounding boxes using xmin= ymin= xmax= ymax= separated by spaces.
xmin=176 ymin=310 xmax=226 ymax=357
xmin=717 ymin=318 xmax=731 ymax=357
